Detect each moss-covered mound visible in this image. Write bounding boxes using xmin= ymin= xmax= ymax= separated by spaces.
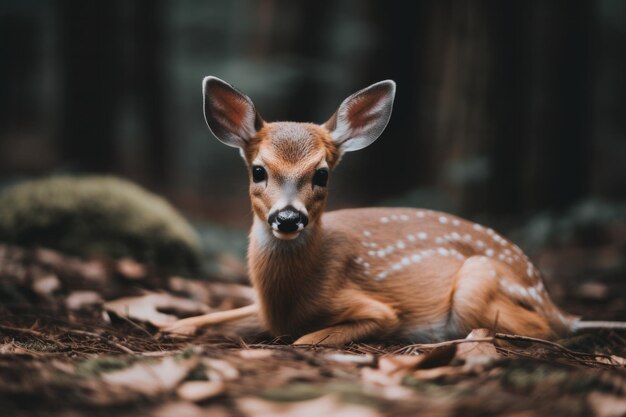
xmin=0 ymin=176 xmax=201 ymax=274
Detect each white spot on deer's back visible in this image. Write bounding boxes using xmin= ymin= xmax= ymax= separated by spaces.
xmin=400 ymin=214 xmax=409 ymax=221
xmin=452 ymin=219 xmax=461 ymax=226
xmin=473 ymin=224 xmax=484 ymax=232
xmin=486 ymin=249 xmax=494 ymax=257
xmin=416 ymin=211 xmax=425 ymax=218
xmin=380 ymin=216 xmax=389 ymax=224
xmin=418 ymin=232 xmax=428 ymax=240
xmin=363 ymin=230 xmax=372 ymax=237
xmin=439 ymin=216 xmax=449 ymax=224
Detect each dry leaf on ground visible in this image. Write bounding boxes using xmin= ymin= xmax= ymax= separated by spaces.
xmin=239 ymin=349 xmax=274 ymax=359
xmin=588 ymin=392 xmax=626 ymax=417
xmin=238 ymin=394 xmax=382 ymax=417
xmin=324 ymin=352 xmax=375 ymax=365
xmin=455 ymin=328 xmax=499 ymax=367
xmin=104 ymin=292 xmax=210 ymax=326
xmin=66 ymin=290 xmax=104 ymax=310
xmin=150 ymin=401 xmax=206 ymax=417
xmin=101 ymin=355 xmax=199 ymax=396
xmin=594 ymin=355 xmax=626 ymax=367
xmin=117 ymin=258 xmax=148 ymax=279
xmin=177 ymin=380 xmax=225 ymax=402
xmin=203 ymin=357 xmax=240 ymax=381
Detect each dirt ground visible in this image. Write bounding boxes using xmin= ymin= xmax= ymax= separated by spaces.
xmin=1 ymin=227 xmax=625 ymax=417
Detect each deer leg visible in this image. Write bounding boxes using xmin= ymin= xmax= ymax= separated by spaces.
xmin=293 ymin=291 xmax=398 ymax=346
xmin=450 ymin=256 xmax=554 ymax=339
xmin=158 ymin=303 xmax=259 ymax=336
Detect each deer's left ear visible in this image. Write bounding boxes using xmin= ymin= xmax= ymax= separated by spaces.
xmin=324 ymin=80 xmax=396 ymax=153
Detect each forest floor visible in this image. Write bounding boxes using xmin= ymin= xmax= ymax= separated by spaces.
xmin=1 ymin=227 xmax=626 ymax=417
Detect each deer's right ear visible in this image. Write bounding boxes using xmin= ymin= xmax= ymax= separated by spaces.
xmin=203 ymin=76 xmax=264 ymax=148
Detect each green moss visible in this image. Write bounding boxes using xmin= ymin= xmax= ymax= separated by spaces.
xmin=500 ymin=361 xmax=610 ymax=395
xmin=0 ymin=176 xmax=201 ymax=274
xmin=261 ymin=384 xmax=325 ymax=402
xmin=75 ymin=356 xmax=133 ymax=376
xmin=15 ymin=340 xmax=60 ymax=352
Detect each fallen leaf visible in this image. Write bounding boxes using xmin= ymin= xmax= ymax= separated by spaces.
xmin=379 ymin=355 xmax=423 ymax=373
xmin=456 ymin=328 xmax=499 ymax=367
xmin=117 ymin=258 xmax=148 ymax=279
xmin=413 ymin=344 xmax=458 ymax=369
xmin=203 ymin=358 xmax=239 ymax=381
xmin=239 ymin=349 xmax=274 ymax=359
xmin=31 ymin=272 xmax=60 ymax=297
xmin=148 ymin=401 xmax=214 ymax=417
xmin=588 ymin=391 xmax=626 ymax=417
xmin=361 ymin=355 xmax=422 ymax=387
xmin=101 ymin=355 xmax=198 ymax=396
xmin=324 ymin=353 xmax=375 ymax=365
xmin=169 ymin=276 xmax=212 ymax=304
xmin=238 ymin=394 xmax=381 ymax=417
xmin=177 ymin=380 xmax=225 ymax=402
xmin=66 ymin=290 xmax=104 ymax=310
xmin=411 ymin=366 xmax=465 ymax=380
xmin=595 ymin=355 xmax=626 ymax=367
xmin=104 ymin=292 xmax=210 ymax=326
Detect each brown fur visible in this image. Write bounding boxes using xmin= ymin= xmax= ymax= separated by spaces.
xmin=162 ymin=79 xmax=575 ymax=344
xmin=163 ymin=125 xmax=574 ymax=344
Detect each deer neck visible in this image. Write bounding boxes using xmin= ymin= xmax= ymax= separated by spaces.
xmin=248 ymin=217 xmax=326 ymax=333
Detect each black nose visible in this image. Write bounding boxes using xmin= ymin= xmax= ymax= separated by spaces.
xmin=269 ymin=207 xmax=308 ymax=233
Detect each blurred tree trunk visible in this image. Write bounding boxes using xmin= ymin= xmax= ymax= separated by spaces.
xmin=490 ymin=1 xmax=593 ymax=214
xmin=279 ymin=0 xmax=333 ymax=122
xmin=133 ymin=0 xmax=169 ymax=187
xmin=424 ymin=1 xmax=594 ymax=216
xmin=57 ymin=1 xmax=123 ymax=172
xmin=422 ymin=0 xmax=493 ymax=214
xmin=360 ymin=1 xmax=433 ymax=198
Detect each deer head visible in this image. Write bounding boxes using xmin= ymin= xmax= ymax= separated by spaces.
xmin=202 ymin=76 xmax=396 ymax=240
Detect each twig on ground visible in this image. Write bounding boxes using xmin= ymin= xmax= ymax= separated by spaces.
xmin=61 ymin=328 xmax=135 ymax=354
xmin=0 ymin=323 xmax=66 ymax=349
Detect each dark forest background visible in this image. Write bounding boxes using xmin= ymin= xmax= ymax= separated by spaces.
xmin=1 ymin=0 xmax=625 ymax=230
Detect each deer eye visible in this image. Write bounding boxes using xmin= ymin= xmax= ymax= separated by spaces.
xmin=252 ymin=166 xmax=267 ymax=183
xmin=313 ymin=168 xmax=329 ymax=187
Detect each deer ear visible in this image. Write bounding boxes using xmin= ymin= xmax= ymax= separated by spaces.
xmin=324 ymin=80 xmax=396 ymax=153
xmin=203 ymin=76 xmax=264 ymax=148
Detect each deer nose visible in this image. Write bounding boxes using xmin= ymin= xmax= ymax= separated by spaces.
xmin=269 ymin=207 xmax=308 ymax=233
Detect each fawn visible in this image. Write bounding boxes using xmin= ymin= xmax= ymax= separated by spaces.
xmin=160 ymin=77 xmax=625 ymax=345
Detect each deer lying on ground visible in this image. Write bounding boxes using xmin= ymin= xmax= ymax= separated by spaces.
xmin=160 ymin=77 xmax=625 ymax=345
